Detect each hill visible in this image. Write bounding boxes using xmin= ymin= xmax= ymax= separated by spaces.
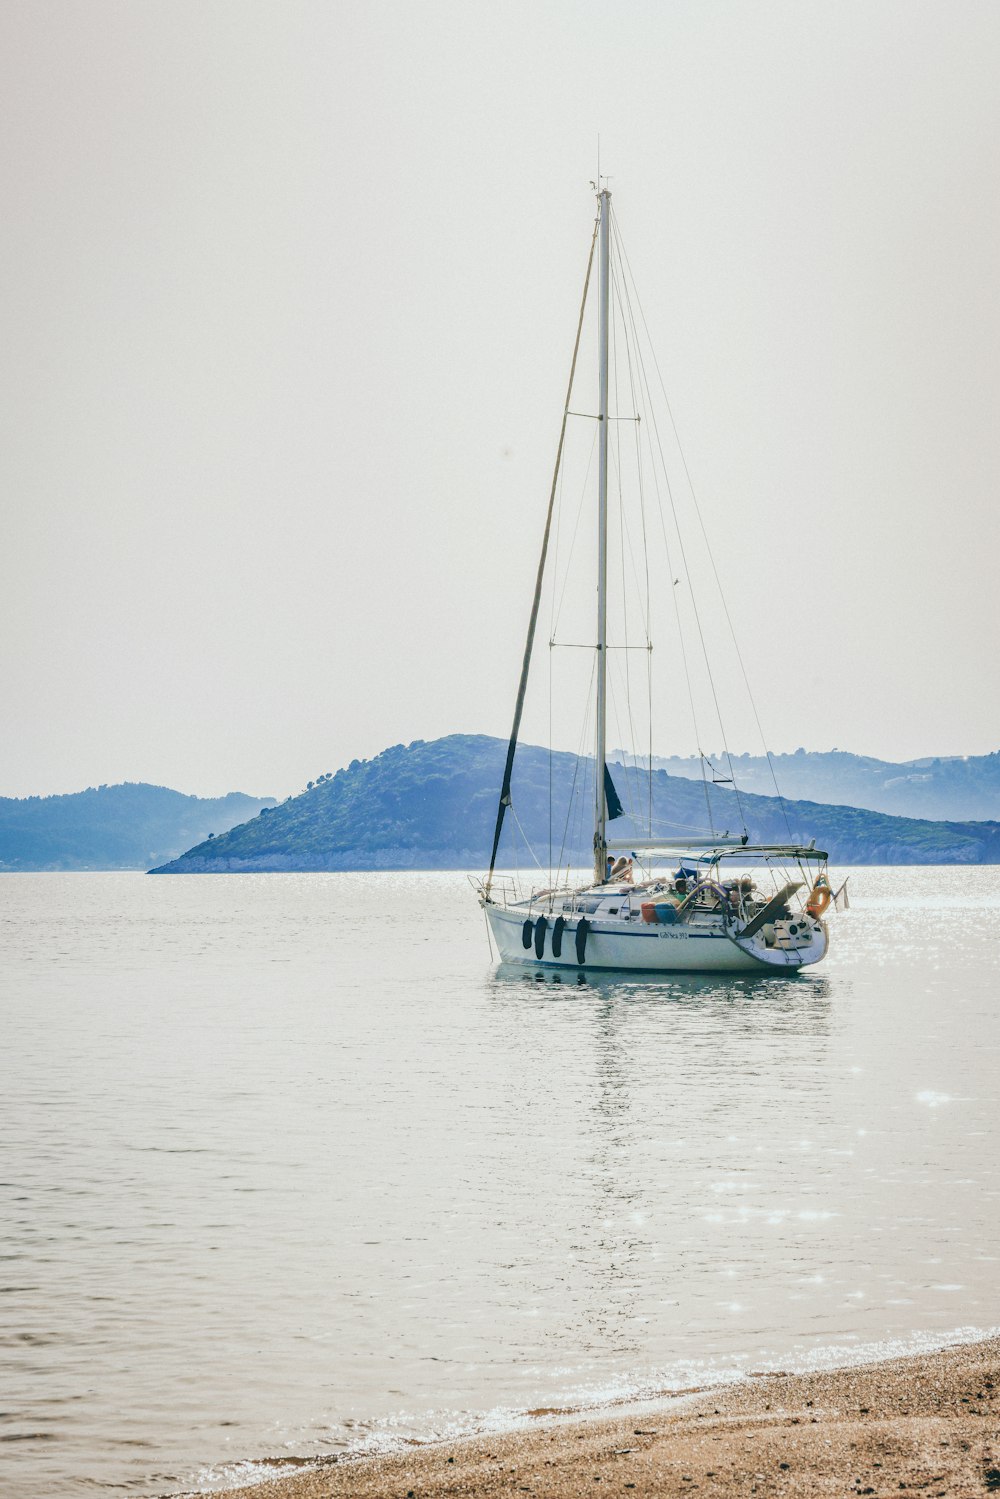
xmin=614 ymin=747 xmax=1000 ymax=822
xmin=0 ymin=783 xmax=276 ymax=871
xmin=149 ymin=735 xmax=1000 ymax=872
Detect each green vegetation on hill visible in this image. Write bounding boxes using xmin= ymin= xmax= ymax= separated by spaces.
xmin=0 ymin=784 xmax=275 ymax=871
xmin=150 ymin=735 xmax=1000 ymax=873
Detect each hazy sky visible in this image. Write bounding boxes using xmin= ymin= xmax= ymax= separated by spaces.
xmin=3 ymin=1 xmax=1000 ymax=798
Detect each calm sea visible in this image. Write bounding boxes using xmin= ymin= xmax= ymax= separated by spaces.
xmin=1 ymin=868 xmax=997 ymax=1497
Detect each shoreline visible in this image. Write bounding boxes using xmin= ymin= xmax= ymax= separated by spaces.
xmin=194 ymin=1335 xmax=1000 ymax=1498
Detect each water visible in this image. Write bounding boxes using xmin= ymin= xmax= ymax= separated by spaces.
xmin=1 ymin=868 xmax=997 ymax=1497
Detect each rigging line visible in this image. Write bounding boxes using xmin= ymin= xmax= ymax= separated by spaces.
xmin=751 ymin=727 xmax=792 ymax=840
xmin=650 ymin=389 xmax=792 ymax=842
xmin=568 ymin=754 xmax=590 ymax=877
xmin=607 ymin=440 xmax=654 ymax=635
xmin=551 ymin=423 xmax=598 ymax=638
xmin=602 ymin=779 xmax=719 ymax=839
xmin=510 ymin=802 xmax=545 ymax=871
xmin=603 ymin=413 xmax=652 ymax=813
xmin=611 ymin=251 xmax=654 ymax=831
xmin=611 ymin=214 xmax=741 ymax=833
xmin=619 ymin=717 xmax=643 ymax=835
xmin=609 ymin=267 xmax=643 ymax=794
xmin=611 ymin=229 xmax=711 ymax=830
xmin=557 ymin=654 xmax=597 ymax=875
xmin=611 ymin=212 xmax=753 ymax=829
xmin=608 ymin=753 xmax=720 ymax=836
xmin=621 ymin=718 xmax=658 ymax=838
xmin=614 ymin=265 xmax=653 ymax=839
xmin=648 ymin=644 xmax=653 ymax=835
xmin=612 ymin=401 xmax=650 ymax=809
xmin=607 ymin=671 xmax=639 ymax=828
xmin=699 ymin=753 xmax=714 ymax=832
xmin=549 ymin=384 xmax=568 ymax=640
xmin=548 ymin=394 xmax=564 ymax=882
xmin=610 ymin=220 xmax=698 ymax=700
xmin=487 ymin=212 xmax=599 ymax=890
xmin=548 ymin=636 xmax=553 ymax=886
xmin=608 ymin=266 xmax=629 ymax=667
xmin=626 ymin=809 xmax=723 ymax=836
xmin=611 ymin=256 xmax=653 ymax=643
xmin=610 ymin=655 xmax=642 ymax=831
xmin=575 ymin=673 xmax=598 ymax=868
xmin=611 ymin=686 xmax=650 ymax=833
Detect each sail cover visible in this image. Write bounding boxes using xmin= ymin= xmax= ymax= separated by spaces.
xmin=604 ymin=764 xmax=623 ymax=821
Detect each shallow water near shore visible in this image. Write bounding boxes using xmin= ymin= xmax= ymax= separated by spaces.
xmin=2 ymin=867 xmax=998 ymax=1497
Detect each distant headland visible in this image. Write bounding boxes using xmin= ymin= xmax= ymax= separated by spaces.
xmin=149 ymin=735 xmax=1000 ymax=873
xmin=7 ymin=738 xmax=1000 ymax=874
xmin=0 ymin=784 xmax=275 ymax=872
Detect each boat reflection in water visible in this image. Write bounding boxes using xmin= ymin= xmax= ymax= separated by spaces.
xmin=485 ymin=960 xmax=835 ymax=1377
xmin=493 ymin=961 xmax=835 ymax=1000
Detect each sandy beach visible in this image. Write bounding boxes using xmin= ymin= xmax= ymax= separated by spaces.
xmin=202 ymin=1336 xmax=1000 ymax=1499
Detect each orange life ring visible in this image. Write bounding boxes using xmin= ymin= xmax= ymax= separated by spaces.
xmin=805 ymin=877 xmax=832 ymax=918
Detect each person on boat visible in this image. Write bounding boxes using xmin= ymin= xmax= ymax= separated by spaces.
xmin=607 ymin=855 xmax=634 ymax=884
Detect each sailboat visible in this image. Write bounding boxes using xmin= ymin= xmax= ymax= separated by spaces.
xmin=476 ymin=185 xmax=842 ymax=973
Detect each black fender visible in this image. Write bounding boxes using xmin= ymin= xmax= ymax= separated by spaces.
xmin=521 ymin=918 xmax=533 ymax=950
xmin=575 ymin=917 xmax=590 ymax=965
xmin=551 ymin=915 xmax=566 ymax=958
xmin=533 ymin=916 xmax=548 ymax=959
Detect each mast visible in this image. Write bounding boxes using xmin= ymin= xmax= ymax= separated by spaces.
xmin=594 ymin=187 xmax=611 ymax=883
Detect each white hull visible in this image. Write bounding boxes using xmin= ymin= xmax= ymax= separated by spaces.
xmin=486 ymin=901 xmax=828 ymax=974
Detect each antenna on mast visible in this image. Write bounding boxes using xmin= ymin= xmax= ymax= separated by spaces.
xmin=591 ymin=137 xmax=611 ymax=196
